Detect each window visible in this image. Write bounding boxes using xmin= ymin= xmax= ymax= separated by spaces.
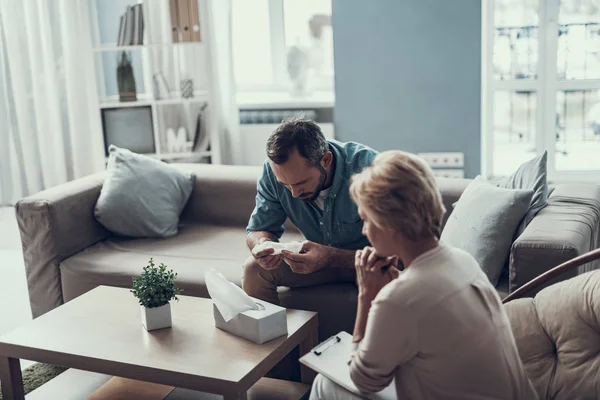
xmin=232 ymin=0 xmax=334 ymax=93
xmin=483 ymin=0 xmax=600 ymax=181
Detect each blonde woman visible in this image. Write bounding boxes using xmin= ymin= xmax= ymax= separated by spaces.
xmin=310 ymin=151 xmax=537 ymax=400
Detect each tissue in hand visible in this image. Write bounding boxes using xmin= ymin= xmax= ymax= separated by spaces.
xmin=252 ymin=241 xmax=304 ymax=256
xmin=205 ymin=269 xmax=288 ymax=344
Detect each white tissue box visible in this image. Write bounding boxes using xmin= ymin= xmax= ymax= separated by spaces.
xmin=213 ymin=298 xmax=288 ymax=344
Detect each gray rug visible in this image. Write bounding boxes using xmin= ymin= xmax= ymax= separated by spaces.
xmin=0 ymin=363 xmax=66 ymax=399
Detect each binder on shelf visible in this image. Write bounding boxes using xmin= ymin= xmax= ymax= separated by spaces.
xmin=139 ymin=5 xmax=145 ymax=45
xmin=132 ymin=5 xmax=140 ymax=45
xmin=134 ymin=4 xmax=144 ymax=45
xmin=169 ymin=0 xmax=180 ymax=43
xmin=189 ymin=0 xmax=201 ymax=42
xmin=124 ymin=6 xmax=134 ymax=46
xmin=117 ymin=15 xmax=125 ymax=46
xmin=177 ymin=0 xmax=192 ymax=42
xmin=299 ymin=331 xmax=396 ymax=400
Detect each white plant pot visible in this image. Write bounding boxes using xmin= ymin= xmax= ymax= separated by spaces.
xmin=141 ymin=303 xmax=172 ymax=331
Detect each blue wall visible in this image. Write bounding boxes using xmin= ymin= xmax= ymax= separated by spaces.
xmin=332 ymin=0 xmax=481 ymax=178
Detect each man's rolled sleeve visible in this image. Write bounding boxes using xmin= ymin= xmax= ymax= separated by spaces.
xmin=246 ymin=164 xmax=287 ymax=237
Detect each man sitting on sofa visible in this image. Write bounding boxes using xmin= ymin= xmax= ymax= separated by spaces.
xmin=244 ymin=118 xmax=397 ymax=304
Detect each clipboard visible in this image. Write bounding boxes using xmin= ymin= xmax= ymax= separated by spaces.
xmin=300 ymin=331 xmax=396 ymax=399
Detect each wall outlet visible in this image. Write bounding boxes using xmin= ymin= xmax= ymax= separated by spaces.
xmin=418 ymin=152 xmax=464 ymax=168
xmin=432 ymin=169 xmax=465 ymax=179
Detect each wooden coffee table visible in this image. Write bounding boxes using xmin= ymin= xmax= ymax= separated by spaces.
xmin=0 ymin=286 xmax=318 ymax=399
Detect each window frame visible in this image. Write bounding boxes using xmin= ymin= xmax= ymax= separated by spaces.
xmin=482 ymin=0 xmax=600 ymax=182
xmin=234 ymin=0 xmax=334 ymax=95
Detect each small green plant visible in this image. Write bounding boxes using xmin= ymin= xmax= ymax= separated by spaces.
xmin=131 ymin=258 xmax=182 ymax=308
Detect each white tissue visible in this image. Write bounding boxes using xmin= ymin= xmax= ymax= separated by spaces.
xmin=205 ymin=269 xmax=258 ymax=322
xmin=252 ymin=241 xmax=304 ymax=256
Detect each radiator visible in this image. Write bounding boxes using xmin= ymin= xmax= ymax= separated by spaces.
xmin=239 ymin=109 xmax=335 ymax=166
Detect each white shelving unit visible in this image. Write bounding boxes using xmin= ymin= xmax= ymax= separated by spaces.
xmin=87 ymin=0 xmax=220 ymax=164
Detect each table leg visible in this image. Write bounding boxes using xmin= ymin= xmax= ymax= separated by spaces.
xmin=0 ymin=356 xmax=25 ymax=400
xmin=299 ymin=321 xmax=318 ymax=384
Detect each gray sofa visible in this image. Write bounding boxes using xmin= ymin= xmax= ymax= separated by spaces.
xmin=16 ymin=164 xmax=600 ymax=340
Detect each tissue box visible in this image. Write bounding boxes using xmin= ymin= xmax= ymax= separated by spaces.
xmin=213 ymin=298 xmax=288 ymax=344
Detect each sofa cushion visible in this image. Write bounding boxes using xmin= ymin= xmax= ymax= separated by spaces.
xmin=60 ymin=224 xmax=305 ymax=302
xmin=94 ymin=145 xmax=194 ymax=238
xmin=441 ymin=176 xmax=534 ymax=286
xmin=497 ymin=151 xmax=548 ymax=237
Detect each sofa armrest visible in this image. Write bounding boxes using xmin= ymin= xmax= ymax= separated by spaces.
xmin=509 ymin=184 xmax=600 ymax=294
xmin=15 ymin=172 xmax=111 ymax=318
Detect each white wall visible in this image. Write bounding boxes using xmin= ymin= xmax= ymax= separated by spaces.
xmin=240 ymin=123 xmax=335 ymax=166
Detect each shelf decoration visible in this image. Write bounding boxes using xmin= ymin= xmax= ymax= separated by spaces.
xmin=180 ymin=78 xmax=194 ymax=99
xmin=117 ymin=51 xmax=137 ymax=102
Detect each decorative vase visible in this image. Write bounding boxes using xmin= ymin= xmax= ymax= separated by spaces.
xmin=287 ymin=45 xmax=310 ymax=96
xmin=117 ymin=51 xmax=137 ymax=102
xmin=141 ymin=303 xmax=172 ymax=331
xmin=180 ymin=78 xmax=194 ymax=98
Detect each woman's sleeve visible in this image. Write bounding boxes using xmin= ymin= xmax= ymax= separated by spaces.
xmin=349 ymin=298 xmax=418 ymax=394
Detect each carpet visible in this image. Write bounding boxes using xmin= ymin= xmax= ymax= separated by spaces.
xmin=0 ymin=363 xmax=67 ymax=398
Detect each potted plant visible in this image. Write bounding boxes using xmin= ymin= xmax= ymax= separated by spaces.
xmin=131 ymin=258 xmax=182 ymax=331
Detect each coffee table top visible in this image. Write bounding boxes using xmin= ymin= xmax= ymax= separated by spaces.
xmin=0 ymin=286 xmax=317 ymax=396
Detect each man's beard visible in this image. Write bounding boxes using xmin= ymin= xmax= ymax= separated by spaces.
xmin=303 ymin=165 xmax=327 ymax=202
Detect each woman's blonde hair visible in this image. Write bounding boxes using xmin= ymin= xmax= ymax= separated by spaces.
xmin=350 ymin=151 xmax=446 ymax=240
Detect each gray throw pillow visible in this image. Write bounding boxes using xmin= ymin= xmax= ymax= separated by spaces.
xmin=440 ymin=176 xmax=534 ymax=286
xmin=95 ymin=145 xmax=194 ymax=238
xmin=496 ymin=151 xmax=548 ymax=237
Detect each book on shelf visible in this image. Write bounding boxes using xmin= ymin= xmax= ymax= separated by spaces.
xmin=117 ymin=15 xmax=125 ymax=46
xmin=117 ymin=4 xmax=144 ymax=46
xmin=132 ymin=5 xmax=139 ymax=45
xmin=124 ymin=6 xmax=134 ymax=45
xmin=137 ymin=5 xmax=144 ymax=45
xmin=132 ymin=4 xmax=144 ymax=45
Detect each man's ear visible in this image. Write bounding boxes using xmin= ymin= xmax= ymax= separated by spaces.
xmin=321 ymin=151 xmax=333 ymax=168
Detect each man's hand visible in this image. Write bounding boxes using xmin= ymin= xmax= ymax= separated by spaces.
xmin=281 ymin=241 xmax=330 ymax=274
xmin=355 ymin=247 xmax=400 ymax=300
xmin=252 ymin=236 xmax=283 ymax=271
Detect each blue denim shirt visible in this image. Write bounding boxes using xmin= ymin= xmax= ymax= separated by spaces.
xmin=247 ymin=140 xmax=378 ymax=250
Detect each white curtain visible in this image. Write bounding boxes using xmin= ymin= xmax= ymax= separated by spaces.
xmin=0 ymin=0 xmax=105 ymax=206
xmin=206 ymin=0 xmax=241 ymax=165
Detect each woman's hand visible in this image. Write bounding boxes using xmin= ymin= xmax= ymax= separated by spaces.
xmin=355 ymin=247 xmax=400 ymax=301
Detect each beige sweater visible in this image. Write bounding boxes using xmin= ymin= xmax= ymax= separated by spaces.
xmin=350 ymin=244 xmax=537 ymax=400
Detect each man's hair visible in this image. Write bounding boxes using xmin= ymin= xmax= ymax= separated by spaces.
xmin=266 ymin=117 xmax=329 ymax=166
xmin=350 ymin=151 xmax=446 ymax=240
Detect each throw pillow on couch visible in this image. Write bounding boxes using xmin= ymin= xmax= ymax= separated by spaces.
xmin=442 ymin=152 xmax=548 ymax=286
xmin=440 ymin=176 xmax=534 ymax=286
xmin=94 ymin=145 xmax=194 ymax=238
xmin=496 ymin=151 xmax=548 ymax=237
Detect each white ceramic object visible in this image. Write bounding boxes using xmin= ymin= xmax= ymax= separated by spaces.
xmin=141 ymin=303 xmax=172 ymax=331
xmin=287 ymin=45 xmax=310 ymax=96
